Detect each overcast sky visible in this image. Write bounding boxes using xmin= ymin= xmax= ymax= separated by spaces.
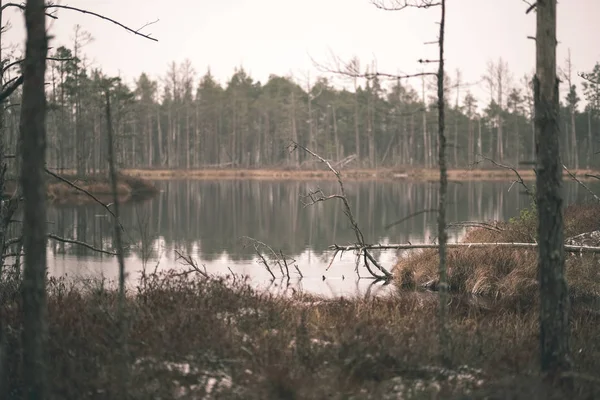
xmin=4 ymin=0 xmax=599 ymax=107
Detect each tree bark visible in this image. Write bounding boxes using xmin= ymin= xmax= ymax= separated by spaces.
xmin=534 ymin=0 xmax=571 ymax=379
xmin=20 ymin=0 xmax=49 ymax=397
xmin=437 ymin=0 xmax=449 ymax=367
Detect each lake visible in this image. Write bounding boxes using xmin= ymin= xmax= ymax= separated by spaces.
xmin=46 ymin=178 xmax=598 ymax=298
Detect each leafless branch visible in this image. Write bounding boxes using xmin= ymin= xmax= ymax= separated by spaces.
xmin=2 ymin=56 xmax=74 ymax=74
xmin=385 ymin=208 xmax=438 ymax=229
xmin=447 ymin=221 xmax=504 ymax=232
xmin=44 ymin=4 xmax=158 ymax=42
xmin=563 ymin=165 xmax=600 ymax=202
xmin=240 ymin=236 xmax=300 ymax=279
xmin=371 ymin=0 xmax=441 ymax=11
xmin=311 ymin=52 xmax=436 ymax=83
xmin=44 ymin=168 xmax=125 ymax=231
xmin=135 ymin=18 xmax=160 ymax=33
xmin=47 ymin=233 xmax=117 ymax=256
xmin=254 ymin=244 xmax=275 ymax=280
xmin=524 ymin=1 xmax=537 ymax=14
xmin=174 ymin=250 xmax=208 ymax=278
xmin=289 ymin=141 xmax=392 ymax=279
xmin=0 ymin=75 xmax=23 ymax=103
xmin=1 ymin=2 xmax=57 ymax=18
xmin=473 ymin=154 xmax=535 ymax=201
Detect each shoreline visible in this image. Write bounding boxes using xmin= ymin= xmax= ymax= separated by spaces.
xmin=3 ymin=173 xmax=159 ymax=206
xmin=3 ymin=166 xmax=598 ymax=205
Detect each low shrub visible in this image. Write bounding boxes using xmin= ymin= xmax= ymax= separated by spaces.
xmin=1 ymin=269 xmax=599 ymax=398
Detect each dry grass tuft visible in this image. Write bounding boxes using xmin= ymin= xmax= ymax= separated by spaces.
xmin=395 ymin=203 xmax=600 ymax=304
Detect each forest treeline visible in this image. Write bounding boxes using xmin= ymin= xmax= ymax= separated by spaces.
xmin=5 ymin=44 xmax=600 ymax=173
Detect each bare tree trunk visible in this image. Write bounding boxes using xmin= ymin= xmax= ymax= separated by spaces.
xmin=422 ymin=74 xmax=429 ymax=167
xmin=497 ymin=68 xmax=505 ymax=161
xmin=468 ymin=117 xmax=473 ymax=166
xmin=20 ymin=0 xmax=48 ymax=397
xmin=570 ymin=108 xmax=578 ymax=169
xmin=368 ymin=82 xmax=375 ymax=168
xmin=291 ymin=90 xmax=299 ymax=167
xmin=564 ymin=50 xmax=578 ymax=169
xmin=534 ymin=0 xmax=571 ymax=379
xmin=477 ymin=116 xmax=482 ymax=161
xmin=157 ymin=105 xmax=164 ymax=165
xmin=353 ymin=64 xmax=361 ymax=163
xmin=454 ymin=69 xmax=461 ymax=167
xmin=332 ymin=104 xmax=340 ymax=161
xmin=587 ymin=111 xmax=592 ymax=168
xmin=437 ymin=0 xmax=449 ymax=367
xmin=105 ymin=83 xmax=129 ymax=395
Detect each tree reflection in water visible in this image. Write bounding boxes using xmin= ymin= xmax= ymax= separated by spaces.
xmin=46 ymin=179 xmax=597 ymax=297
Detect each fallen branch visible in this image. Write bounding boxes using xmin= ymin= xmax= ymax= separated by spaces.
xmin=447 ymin=221 xmax=503 ymax=232
xmin=254 ymin=244 xmax=276 ymax=280
xmin=331 ymin=242 xmax=600 ymax=253
xmin=240 ymin=236 xmax=300 ymax=280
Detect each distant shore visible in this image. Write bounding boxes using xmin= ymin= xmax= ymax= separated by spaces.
xmin=3 ymin=166 xmax=597 ymax=206
xmin=120 ymin=167 xmax=600 ymax=182
xmin=3 ymin=173 xmax=159 ymax=206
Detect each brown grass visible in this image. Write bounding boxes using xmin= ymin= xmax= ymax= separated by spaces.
xmin=395 ymin=203 xmax=600 ymax=303
xmin=1 ymin=270 xmax=599 ymax=399
xmin=121 ymin=167 xmax=600 ymax=182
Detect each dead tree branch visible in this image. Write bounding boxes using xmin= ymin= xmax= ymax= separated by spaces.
xmin=240 ymin=236 xmax=299 ymax=280
xmin=7 ymin=235 xmax=116 ymax=257
xmin=474 ymin=154 xmax=535 ymax=201
xmin=44 ymin=4 xmax=158 ymax=41
xmin=371 ymin=0 xmax=441 ymax=11
xmin=563 ymin=165 xmax=600 ymax=202
xmin=384 ymin=208 xmax=439 ymax=229
xmin=311 ymin=51 xmax=436 ymax=83
xmin=44 ymin=168 xmax=125 ymax=230
xmin=0 ymin=75 xmax=23 ymax=103
xmin=174 ymin=250 xmax=208 ymax=278
xmin=447 ymin=221 xmax=504 ymax=232
xmin=289 ymin=141 xmax=392 ymax=279
xmin=2 ymin=56 xmax=73 ymax=74
xmin=253 ymin=244 xmax=275 ymax=280
xmin=47 ymin=234 xmax=117 ymax=256
xmin=331 ymin=242 xmax=600 ymax=253
xmin=1 ymin=2 xmax=57 ymax=18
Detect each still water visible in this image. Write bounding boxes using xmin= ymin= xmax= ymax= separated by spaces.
xmin=47 ymin=179 xmax=598 ymax=297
